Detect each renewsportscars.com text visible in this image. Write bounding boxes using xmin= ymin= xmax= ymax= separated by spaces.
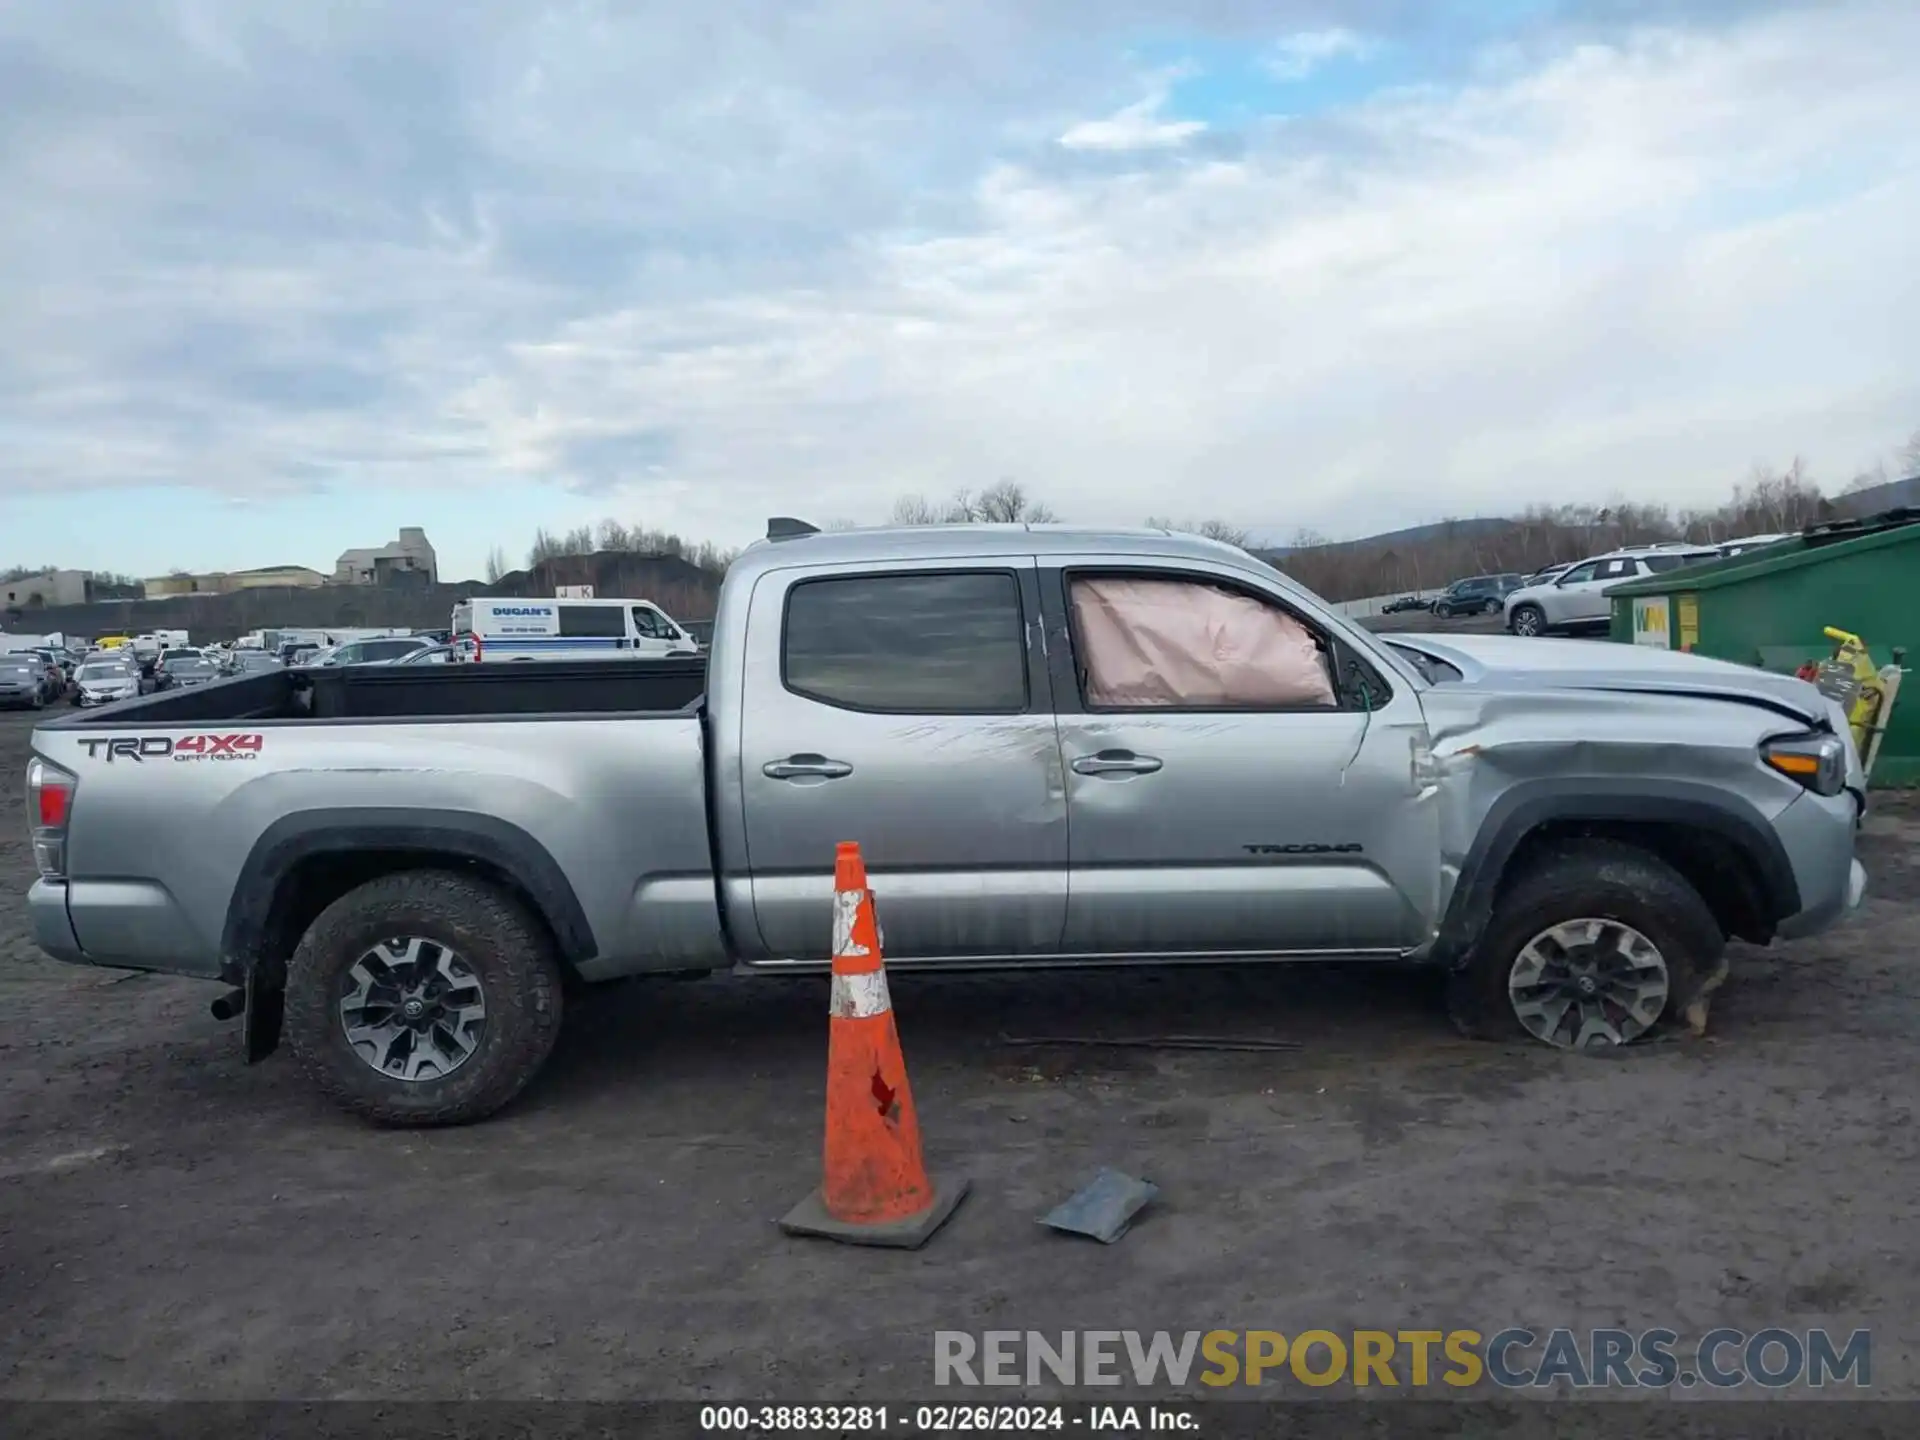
xmin=934 ymin=1328 xmax=1870 ymax=1391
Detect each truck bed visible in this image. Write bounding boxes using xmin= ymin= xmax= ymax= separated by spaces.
xmin=42 ymin=656 xmax=709 ymax=726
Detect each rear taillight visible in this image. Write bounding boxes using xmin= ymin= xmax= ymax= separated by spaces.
xmin=26 ymin=757 xmax=75 ymax=878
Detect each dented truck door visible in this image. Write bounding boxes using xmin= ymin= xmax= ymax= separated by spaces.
xmin=1041 ymin=560 xmax=1441 ymax=958
xmin=736 ymin=557 xmax=1069 ymax=961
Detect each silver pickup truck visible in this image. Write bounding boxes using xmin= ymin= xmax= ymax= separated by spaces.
xmin=23 ymin=521 xmax=1868 ymax=1125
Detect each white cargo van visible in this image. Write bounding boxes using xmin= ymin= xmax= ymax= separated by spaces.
xmin=450 ymin=597 xmax=698 ymax=662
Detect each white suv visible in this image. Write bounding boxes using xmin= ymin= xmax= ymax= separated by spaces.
xmin=1504 ymin=545 xmax=1722 ymax=637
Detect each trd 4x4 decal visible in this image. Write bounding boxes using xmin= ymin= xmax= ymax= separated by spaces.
xmin=78 ymin=734 xmax=264 ymax=763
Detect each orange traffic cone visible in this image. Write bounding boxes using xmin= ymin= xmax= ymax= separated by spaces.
xmin=779 ymin=841 xmax=969 ymax=1248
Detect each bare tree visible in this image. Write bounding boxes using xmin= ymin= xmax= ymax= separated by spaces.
xmin=483 ymin=546 xmax=508 ymax=584
xmin=1144 ymin=516 xmax=1253 ymax=548
xmin=970 ymin=480 xmax=1058 ymax=524
xmin=1842 ymin=462 xmax=1889 ymax=495
xmin=889 ymin=494 xmax=954 ymax=525
xmin=889 ymin=486 xmax=1051 ymax=525
xmin=1898 ymin=429 xmax=1920 ymax=477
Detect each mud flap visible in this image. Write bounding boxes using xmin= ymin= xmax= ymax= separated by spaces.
xmin=244 ymin=964 xmax=285 ymax=1063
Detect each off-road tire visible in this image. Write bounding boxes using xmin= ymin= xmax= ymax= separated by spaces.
xmin=1509 ymin=603 xmax=1546 ymax=637
xmin=285 ymin=870 xmax=565 ymax=1126
xmin=1446 ymin=839 xmax=1721 ymax=1049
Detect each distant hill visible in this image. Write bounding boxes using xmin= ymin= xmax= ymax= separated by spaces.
xmin=1250 ymin=474 xmax=1920 ymax=559
xmin=1248 ymin=516 xmax=1514 ymax=558
xmin=1834 ymin=473 xmax=1920 ymax=517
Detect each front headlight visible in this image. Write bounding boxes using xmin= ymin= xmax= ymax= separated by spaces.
xmin=1761 ymin=732 xmax=1848 ymax=797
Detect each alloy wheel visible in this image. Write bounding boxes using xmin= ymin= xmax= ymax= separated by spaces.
xmin=338 ymin=936 xmax=489 ymax=1081
xmin=1508 ymin=918 xmax=1670 ymax=1050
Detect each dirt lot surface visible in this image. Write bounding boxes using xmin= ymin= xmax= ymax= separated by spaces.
xmin=2 ymin=705 xmax=1917 ymax=1403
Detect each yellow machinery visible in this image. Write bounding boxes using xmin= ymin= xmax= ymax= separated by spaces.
xmin=1798 ymin=627 xmax=1907 ymax=781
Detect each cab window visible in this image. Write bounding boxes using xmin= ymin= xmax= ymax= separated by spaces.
xmin=630 ymin=606 xmax=677 ymax=640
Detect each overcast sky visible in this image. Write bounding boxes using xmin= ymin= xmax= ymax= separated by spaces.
xmin=3 ymin=0 xmax=1917 ymax=581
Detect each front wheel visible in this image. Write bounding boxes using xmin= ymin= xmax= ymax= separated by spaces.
xmin=1446 ymin=840 xmax=1720 ymax=1051
xmin=1509 ymin=603 xmax=1546 ymax=637
xmin=1483 ymin=598 xmax=1502 ymax=615
xmin=285 ymin=870 xmax=565 ymax=1126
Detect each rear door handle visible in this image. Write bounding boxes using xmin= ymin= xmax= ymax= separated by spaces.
xmin=1071 ymin=750 xmax=1163 ymax=777
xmin=763 ymin=754 xmax=854 ymax=781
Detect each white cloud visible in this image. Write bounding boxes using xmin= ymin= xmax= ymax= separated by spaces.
xmin=1265 ymin=27 xmax=1377 ymax=81
xmin=3 ymin=0 xmax=1918 ymax=562
xmin=455 ymin=1 xmax=1920 ymax=543
xmin=1057 ymin=85 xmax=1207 ymax=152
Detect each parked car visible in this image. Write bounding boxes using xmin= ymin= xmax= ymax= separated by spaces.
xmin=393 ymin=644 xmax=456 ymax=665
xmin=22 ymin=520 xmax=1868 ymax=1127
xmin=225 ymin=650 xmax=284 ymax=675
xmin=312 ymin=637 xmax=434 ymax=666
xmin=70 ymin=658 xmax=144 ymax=707
xmin=1504 ymin=546 xmax=1723 ymax=637
xmin=0 ymin=653 xmax=51 ymax=709
xmin=281 ymin=643 xmax=323 ymax=666
xmin=1380 ymin=595 xmax=1433 ymax=615
xmin=1715 ymin=533 xmax=1793 ymax=559
xmin=154 ymin=653 xmax=222 ymax=691
xmin=1430 ymin=574 xmax=1524 ymax=618
xmin=27 ymin=650 xmax=68 ymax=698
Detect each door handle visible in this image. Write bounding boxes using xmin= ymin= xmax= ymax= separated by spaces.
xmin=1071 ymin=750 xmax=1163 ymax=777
xmin=763 ymin=754 xmax=854 ymax=781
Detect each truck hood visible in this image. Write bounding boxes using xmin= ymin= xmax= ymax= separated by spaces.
xmin=1387 ymin=633 xmax=1831 ymax=727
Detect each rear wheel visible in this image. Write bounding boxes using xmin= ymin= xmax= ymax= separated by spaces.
xmin=285 ymin=871 xmax=565 ymax=1126
xmin=1447 ymin=840 xmax=1719 ymax=1051
xmin=1510 ymin=603 xmax=1546 ymax=637
xmin=1482 ymin=598 xmax=1502 ymax=615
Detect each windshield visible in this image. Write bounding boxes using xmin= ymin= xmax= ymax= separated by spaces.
xmin=78 ymin=664 xmax=130 ymax=681
xmin=171 ymin=659 xmax=216 ymax=675
xmin=0 ymin=658 xmax=37 ymax=675
xmin=161 ymin=650 xmax=202 ymax=666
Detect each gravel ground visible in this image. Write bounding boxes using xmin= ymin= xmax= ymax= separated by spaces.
xmin=2 ymin=705 xmax=1917 ymax=1403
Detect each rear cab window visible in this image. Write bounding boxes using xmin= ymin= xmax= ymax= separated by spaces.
xmin=782 ymin=571 xmax=1029 ymax=713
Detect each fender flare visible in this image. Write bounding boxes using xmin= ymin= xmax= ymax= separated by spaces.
xmin=220 ymin=808 xmax=598 ymax=980
xmin=1432 ymin=778 xmax=1800 ymax=966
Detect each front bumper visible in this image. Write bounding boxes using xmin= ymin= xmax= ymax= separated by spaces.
xmin=1772 ymin=793 xmax=1869 ymax=940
